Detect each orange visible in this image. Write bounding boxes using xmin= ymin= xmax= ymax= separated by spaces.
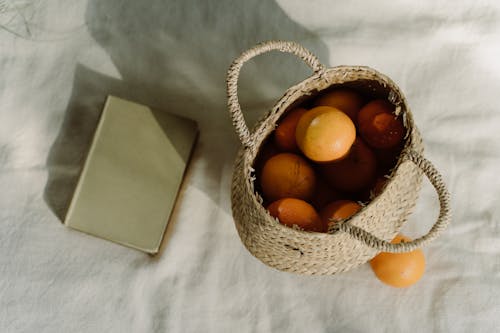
xmin=320 ymin=137 xmax=376 ymax=192
xmin=295 ymin=106 xmax=356 ymax=162
xmin=260 ymin=153 xmax=316 ymax=202
xmin=274 ymin=108 xmax=308 ymax=152
xmin=369 ymin=234 xmax=426 ymax=288
xmin=372 ymin=177 xmax=388 ymax=197
xmin=254 ymin=140 xmax=279 ymax=179
xmin=267 ymin=198 xmax=325 ymax=232
xmin=314 ymin=88 xmax=364 ymax=123
xmin=319 ymin=200 xmax=361 ymax=230
xmin=358 ymin=99 xmax=405 ymax=149
xmin=357 ymin=99 xmax=393 ymax=126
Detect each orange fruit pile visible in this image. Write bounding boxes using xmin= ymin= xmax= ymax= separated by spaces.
xmin=256 ymin=87 xmax=405 ymax=233
xmin=253 ymin=86 xmax=424 ymax=287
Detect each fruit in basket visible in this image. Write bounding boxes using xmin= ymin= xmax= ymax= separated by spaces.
xmin=319 ymin=200 xmax=361 ymax=230
xmin=313 ymin=88 xmax=364 ymax=123
xmin=255 ymin=89 xmax=406 ymax=234
xmin=267 ymin=198 xmax=325 ymax=232
xmin=358 ymin=99 xmax=405 ymax=149
xmin=274 ymin=107 xmax=308 ymax=152
xmin=372 ymin=177 xmax=388 ymax=197
xmin=295 ymin=106 xmax=356 ymax=162
xmin=254 ymin=140 xmax=279 ymax=179
xmin=260 ymin=153 xmax=316 ymax=202
xmin=320 ymin=137 xmax=376 ymax=192
xmin=369 ymin=234 xmax=426 ymax=288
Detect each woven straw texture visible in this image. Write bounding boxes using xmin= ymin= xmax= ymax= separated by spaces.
xmin=227 ymin=41 xmax=451 ymax=275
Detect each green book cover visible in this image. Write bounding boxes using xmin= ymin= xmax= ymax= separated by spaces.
xmin=64 ymin=96 xmax=198 ymax=253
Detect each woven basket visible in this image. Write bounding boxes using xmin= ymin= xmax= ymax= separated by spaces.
xmin=227 ymin=41 xmax=451 ymax=275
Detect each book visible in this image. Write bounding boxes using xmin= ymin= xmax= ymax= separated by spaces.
xmin=64 ymin=96 xmax=198 ymax=253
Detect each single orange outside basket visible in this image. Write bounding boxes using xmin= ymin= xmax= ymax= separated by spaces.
xmin=227 ymin=41 xmax=451 ymax=275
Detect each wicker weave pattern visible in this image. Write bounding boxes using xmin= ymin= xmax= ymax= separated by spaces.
xmin=227 ymin=41 xmax=451 ymax=275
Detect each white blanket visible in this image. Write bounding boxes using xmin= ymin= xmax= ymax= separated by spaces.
xmin=1 ymin=0 xmax=499 ymax=331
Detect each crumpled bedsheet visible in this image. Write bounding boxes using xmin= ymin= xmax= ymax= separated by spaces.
xmin=1 ymin=0 xmax=500 ymax=332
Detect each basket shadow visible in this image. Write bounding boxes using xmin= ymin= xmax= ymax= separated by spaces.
xmin=43 ymin=0 xmax=329 ymax=223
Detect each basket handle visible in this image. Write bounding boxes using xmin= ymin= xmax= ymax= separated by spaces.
xmin=226 ymin=40 xmax=326 ymax=148
xmin=335 ymin=150 xmax=451 ymax=253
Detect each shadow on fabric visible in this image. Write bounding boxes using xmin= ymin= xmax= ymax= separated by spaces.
xmin=43 ymin=0 xmax=329 ymax=222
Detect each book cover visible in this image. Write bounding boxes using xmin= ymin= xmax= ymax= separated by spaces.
xmin=64 ymin=96 xmax=198 ymax=253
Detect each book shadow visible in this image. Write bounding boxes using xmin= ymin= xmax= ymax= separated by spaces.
xmin=43 ymin=0 xmax=328 ymax=242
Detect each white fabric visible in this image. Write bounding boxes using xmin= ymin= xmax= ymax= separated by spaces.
xmin=1 ymin=0 xmax=499 ymax=331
